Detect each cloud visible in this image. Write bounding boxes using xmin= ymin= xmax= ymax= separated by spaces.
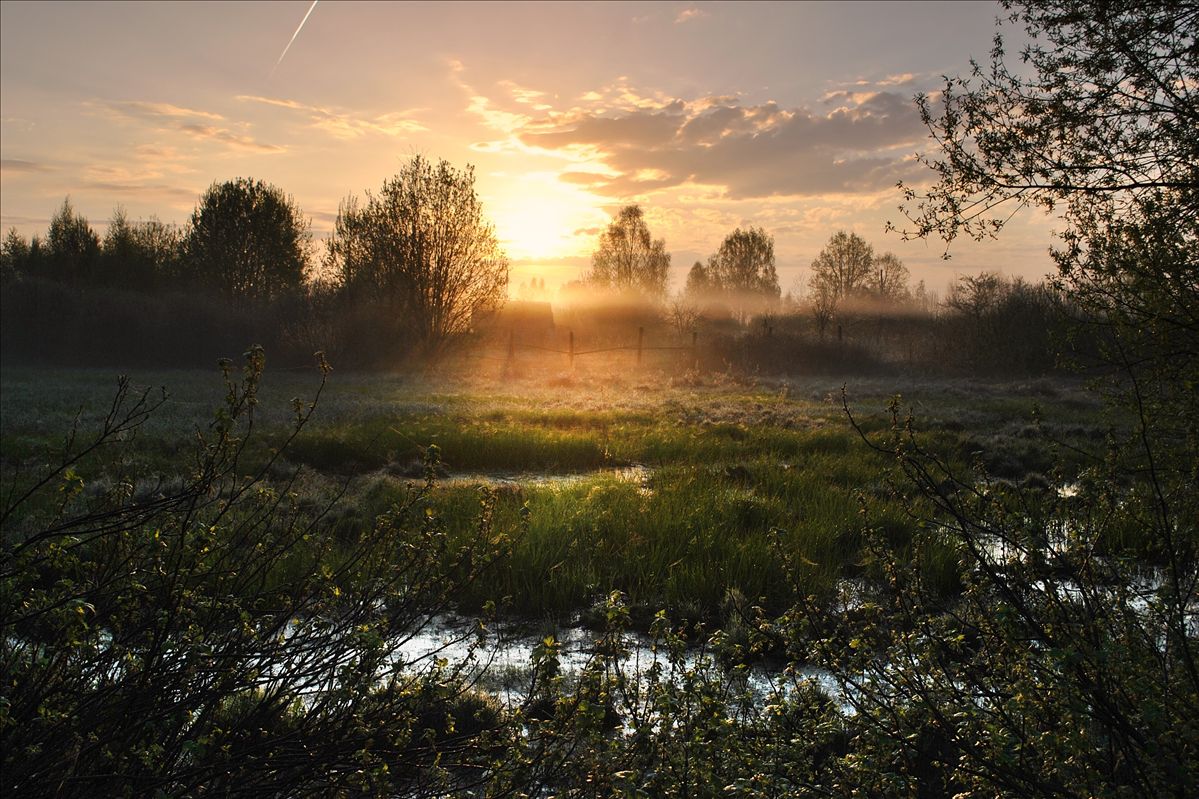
xmin=1 ymin=158 xmax=53 ymax=173
xmin=134 ymin=144 xmax=188 ymax=162
xmin=235 ymin=95 xmax=426 ymax=139
xmin=91 ymin=99 xmax=284 ymax=154
xmin=448 ymin=62 xmax=535 ymax=134
xmin=98 ymin=100 xmax=226 ymax=122
xmin=465 ymin=93 xmax=531 ymax=134
xmin=513 ymin=90 xmax=925 ymax=199
xmin=177 ymin=123 xmax=285 ymax=152
xmin=451 ymin=64 xmax=928 ymax=204
xmin=498 ymin=80 xmax=553 ymax=110
xmin=675 ymin=7 xmax=708 ymax=24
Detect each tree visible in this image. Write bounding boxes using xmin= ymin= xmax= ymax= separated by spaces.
xmin=827 ymin=2 xmax=1199 ymax=795
xmin=897 ymin=0 xmax=1197 ymax=397
xmin=101 ymin=208 xmax=182 ymax=290
xmin=808 ymin=281 xmax=838 ymax=341
xmin=707 ymin=226 xmax=781 ymax=321
xmin=683 ymin=260 xmax=713 ymax=299
xmin=184 ymin=178 xmax=311 ymax=305
xmin=587 ymin=205 xmax=670 ymax=299
xmin=866 ymin=252 xmax=910 ymax=301
xmin=1 ymin=228 xmax=30 ymax=282
xmin=944 ymin=271 xmax=1005 ymax=319
xmin=667 ymin=299 xmax=700 ymax=336
xmin=325 ymin=156 xmax=509 ymax=350
xmin=900 ymin=0 xmax=1198 ymax=504
xmin=809 ymin=231 xmax=873 ymax=301
xmin=942 ymin=272 xmax=1061 ymax=373
xmin=707 ymin=227 xmax=781 ymax=298
xmin=45 ymin=198 xmax=100 ymax=286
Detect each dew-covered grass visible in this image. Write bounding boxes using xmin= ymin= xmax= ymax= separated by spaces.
xmin=1 ymin=363 xmax=1103 ymax=621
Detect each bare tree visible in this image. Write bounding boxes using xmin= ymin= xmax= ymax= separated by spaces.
xmin=867 ymin=252 xmax=910 ymax=301
xmin=810 ymin=231 xmax=873 ymax=301
xmin=707 ymin=226 xmax=780 ymax=322
xmin=945 ymin=271 xmax=1005 ymax=319
xmin=667 ymin=299 xmax=701 ymax=335
xmin=809 ymin=282 xmax=838 ymax=341
xmin=587 ymin=205 xmax=669 ymax=299
xmin=707 ymin=227 xmax=780 ymax=297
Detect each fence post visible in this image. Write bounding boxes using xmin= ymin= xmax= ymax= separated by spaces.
xmin=507 ymin=329 xmax=515 ymax=371
xmin=692 ymin=330 xmax=699 ymax=371
xmin=637 ymin=326 xmax=644 ymax=366
xmin=569 ymin=329 xmax=575 ymax=370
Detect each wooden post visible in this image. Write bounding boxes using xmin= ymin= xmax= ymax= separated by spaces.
xmin=837 ymin=323 xmax=843 ymax=343
xmin=569 ymin=329 xmax=575 ymax=370
xmin=637 ymin=326 xmax=644 ymax=366
xmin=691 ymin=330 xmax=699 ymax=371
xmin=507 ymin=329 xmax=516 ymax=370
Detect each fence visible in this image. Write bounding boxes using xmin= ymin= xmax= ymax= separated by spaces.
xmin=453 ymin=326 xmax=701 ymax=375
xmin=463 ymin=317 xmax=943 ymax=378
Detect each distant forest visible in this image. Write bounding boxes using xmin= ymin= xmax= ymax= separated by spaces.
xmin=1 ymin=158 xmax=1085 ymax=375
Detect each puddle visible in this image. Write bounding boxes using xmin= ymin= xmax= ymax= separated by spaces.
xmin=388 ymin=614 xmax=843 ymax=710
xmin=438 ymin=464 xmax=653 ymax=494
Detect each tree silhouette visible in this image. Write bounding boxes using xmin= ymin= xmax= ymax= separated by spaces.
xmin=866 ymin=252 xmax=909 ymax=301
xmin=184 ymin=178 xmax=311 ymax=306
xmin=324 ymin=155 xmax=508 ymax=350
xmin=1 ymin=228 xmax=31 ymax=282
xmin=683 ymin=260 xmax=712 ymax=299
xmin=707 ymin=227 xmax=780 ymax=299
xmin=45 ymin=198 xmax=100 ymax=286
xmin=101 ymin=208 xmax=182 ymax=290
xmin=810 ymin=231 xmax=873 ymax=301
xmin=587 ymin=205 xmax=670 ymax=299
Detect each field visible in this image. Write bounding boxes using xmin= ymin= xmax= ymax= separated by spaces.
xmin=0 ymin=360 xmax=1104 ymax=625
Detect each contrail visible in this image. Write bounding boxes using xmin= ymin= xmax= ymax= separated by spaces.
xmin=271 ymin=0 xmax=319 ymax=77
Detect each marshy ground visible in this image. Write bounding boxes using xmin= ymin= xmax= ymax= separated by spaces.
xmin=1 ymin=361 xmax=1105 ymax=625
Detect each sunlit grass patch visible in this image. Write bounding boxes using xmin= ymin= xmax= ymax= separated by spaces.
xmin=1 ymin=366 xmax=1103 ymax=623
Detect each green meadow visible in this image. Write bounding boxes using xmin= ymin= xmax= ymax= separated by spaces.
xmin=0 ymin=362 xmax=1103 ymax=623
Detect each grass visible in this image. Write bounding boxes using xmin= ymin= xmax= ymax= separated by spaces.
xmin=1 ymin=362 xmax=1105 ymax=622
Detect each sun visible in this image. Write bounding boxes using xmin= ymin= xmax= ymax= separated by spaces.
xmin=486 ymin=174 xmax=599 ymax=262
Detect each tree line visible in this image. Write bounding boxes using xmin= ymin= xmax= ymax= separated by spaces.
xmin=566 ymin=207 xmax=1069 ymax=376
xmin=1 ymin=156 xmax=508 ymax=367
xmin=3 ymin=155 xmax=1067 ymax=375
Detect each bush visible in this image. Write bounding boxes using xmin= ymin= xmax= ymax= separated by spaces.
xmin=0 ymin=351 xmax=513 ymax=796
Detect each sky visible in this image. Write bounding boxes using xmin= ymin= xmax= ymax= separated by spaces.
xmin=0 ymin=0 xmax=1060 ymax=297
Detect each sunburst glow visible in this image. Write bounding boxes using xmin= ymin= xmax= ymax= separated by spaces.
xmin=487 ymin=177 xmax=600 ymax=262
